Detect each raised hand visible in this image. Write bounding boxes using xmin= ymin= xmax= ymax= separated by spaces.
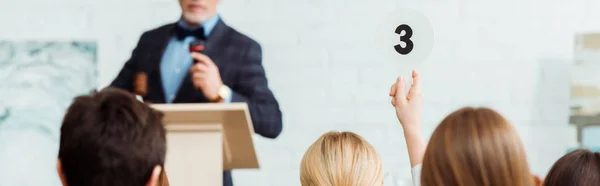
xmin=389 ymin=69 xmax=426 ymax=167
xmin=389 ymin=69 xmax=423 ymax=131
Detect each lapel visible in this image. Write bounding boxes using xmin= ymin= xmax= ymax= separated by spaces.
xmin=146 ymin=23 xmax=176 ymax=103
xmin=203 ymin=19 xmax=230 ymax=63
xmin=173 ymin=19 xmax=230 ymax=103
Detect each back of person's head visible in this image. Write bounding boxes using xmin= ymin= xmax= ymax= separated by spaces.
xmin=543 ymin=149 xmax=600 ymax=186
xmin=421 ymin=107 xmax=533 ymax=186
xmin=57 ymin=88 xmax=166 ymax=186
xmin=300 ymin=131 xmax=383 ymax=186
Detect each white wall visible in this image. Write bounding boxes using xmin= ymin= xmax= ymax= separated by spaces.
xmin=1 ymin=0 xmax=599 ymax=185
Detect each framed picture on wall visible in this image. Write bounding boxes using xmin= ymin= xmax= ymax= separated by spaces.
xmin=0 ymin=41 xmax=97 ymax=186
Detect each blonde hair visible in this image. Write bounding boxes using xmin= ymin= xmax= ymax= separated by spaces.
xmin=300 ymin=131 xmax=384 ymax=186
xmin=421 ymin=107 xmax=533 ymax=186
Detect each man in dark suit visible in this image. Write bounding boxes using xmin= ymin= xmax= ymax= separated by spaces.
xmin=110 ymin=0 xmax=282 ymax=185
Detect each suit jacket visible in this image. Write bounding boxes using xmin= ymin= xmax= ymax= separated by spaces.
xmin=110 ymin=19 xmax=283 ymax=186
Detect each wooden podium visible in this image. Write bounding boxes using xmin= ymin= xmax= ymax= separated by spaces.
xmin=150 ymin=103 xmax=259 ymax=186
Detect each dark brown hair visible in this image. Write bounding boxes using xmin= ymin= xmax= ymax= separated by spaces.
xmin=421 ymin=107 xmax=533 ymax=186
xmin=58 ymin=88 xmax=166 ymax=186
xmin=543 ymin=149 xmax=600 ymax=186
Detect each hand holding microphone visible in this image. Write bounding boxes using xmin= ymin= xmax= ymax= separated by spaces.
xmin=189 ymin=41 xmax=225 ymax=102
xmin=189 ymin=40 xmax=206 ymax=62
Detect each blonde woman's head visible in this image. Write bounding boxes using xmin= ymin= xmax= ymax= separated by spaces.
xmin=300 ymin=131 xmax=384 ymax=186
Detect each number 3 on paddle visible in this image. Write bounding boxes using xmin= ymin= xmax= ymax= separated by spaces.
xmin=394 ymin=24 xmax=414 ymax=55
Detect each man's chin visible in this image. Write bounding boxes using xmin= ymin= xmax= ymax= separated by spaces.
xmin=182 ymin=14 xmax=209 ymax=25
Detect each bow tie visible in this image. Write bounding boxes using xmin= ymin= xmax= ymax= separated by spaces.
xmin=174 ymin=24 xmax=206 ymax=41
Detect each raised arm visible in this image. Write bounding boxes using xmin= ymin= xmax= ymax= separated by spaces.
xmin=389 ymin=70 xmax=426 ymax=167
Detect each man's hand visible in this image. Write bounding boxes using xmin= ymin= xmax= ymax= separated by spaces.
xmin=190 ymin=53 xmax=224 ymax=102
xmin=389 ymin=69 xmax=423 ymax=132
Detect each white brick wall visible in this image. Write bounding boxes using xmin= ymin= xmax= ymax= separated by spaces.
xmin=1 ymin=0 xmax=598 ymax=185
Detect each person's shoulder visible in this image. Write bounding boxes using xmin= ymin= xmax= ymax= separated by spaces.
xmin=224 ymin=25 xmax=261 ymax=49
xmin=139 ymin=23 xmax=176 ymax=40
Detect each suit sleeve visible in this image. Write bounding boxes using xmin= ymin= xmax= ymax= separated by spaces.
xmin=109 ymin=34 xmax=145 ymax=91
xmin=230 ymin=42 xmax=283 ymax=139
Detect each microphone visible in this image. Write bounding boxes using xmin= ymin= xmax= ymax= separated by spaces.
xmin=189 ymin=40 xmax=205 ymax=64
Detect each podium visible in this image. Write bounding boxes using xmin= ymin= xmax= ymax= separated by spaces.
xmin=150 ymin=103 xmax=259 ymax=186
